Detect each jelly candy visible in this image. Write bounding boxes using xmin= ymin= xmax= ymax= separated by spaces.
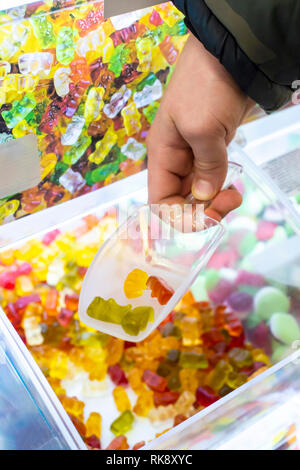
xmin=57 ymin=27 xmax=76 ymax=65
xmin=179 ymin=352 xmax=208 ymax=370
xmin=85 ymin=435 xmax=101 ymax=449
xmin=31 ymin=15 xmax=56 ymax=48
xmin=113 ymin=386 xmax=131 ymax=412
xmin=106 ymin=435 xmax=129 ymax=450
xmin=84 ymin=87 xmax=105 ymax=123
xmin=86 ymin=412 xmax=102 ymax=438
xmin=254 ymin=287 xmax=290 ymax=321
xmin=124 ymin=269 xmax=149 ymax=299
xmin=142 ymin=369 xmax=167 ymax=392
xmin=54 ymin=67 xmax=71 ymax=98
xmin=121 ymin=102 xmax=142 ymax=136
xmin=146 ymin=276 xmax=174 ymax=305
xmin=88 ymin=128 xmax=117 ymax=165
xmin=133 ymin=77 xmax=162 ymax=108
xmin=133 ymin=390 xmax=154 ymax=417
xmin=18 ymin=52 xmax=53 ymax=76
xmin=103 ymin=85 xmax=132 ymax=119
xmin=153 ymin=391 xmax=180 ymax=407
xmin=108 ymin=44 xmax=131 ymax=77
xmin=195 ymin=386 xmax=219 ymax=407
xmin=63 ymin=132 xmax=92 ymax=164
xmin=87 ymin=297 xmax=132 ymax=324
xmin=121 ymin=306 xmax=154 ymax=336
xmin=61 ymin=116 xmax=85 ymax=146
xmin=136 ymin=37 xmax=152 ymax=72
xmin=270 ymin=312 xmax=300 ymax=345
xmin=209 ymin=360 xmax=232 ymax=391
xmin=110 ymin=410 xmax=134 ymax=436
xmin=108 ymin=364 xmax=128 ymax=387
xmin=59 ymin=169 xmax=86 ymax=195
xmin=228 ymin=348 xmax=253 ymax=368
xmin=121 ymin=138 xmax=147 ymax=161
xmin=2 ymin=94 xmax=36 ymax=129
xmin=227 ymin=291 xmax=253 ymax=313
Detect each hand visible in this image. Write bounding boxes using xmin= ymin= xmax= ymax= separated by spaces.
xmin=147 ymin=34 xmax=255 ymax=221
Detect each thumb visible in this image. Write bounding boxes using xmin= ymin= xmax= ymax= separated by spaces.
xmin=191 ymin=136 xmax=228 ymax=201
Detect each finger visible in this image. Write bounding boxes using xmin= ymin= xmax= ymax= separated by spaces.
xmin=205 ymin=186 xmax=242 ymax=221
xmin=190 ymin=135 xmax=228 ymax=201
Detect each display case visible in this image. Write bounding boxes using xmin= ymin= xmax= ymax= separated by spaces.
xmin=0 ymin=0 xmax=299 ymax=452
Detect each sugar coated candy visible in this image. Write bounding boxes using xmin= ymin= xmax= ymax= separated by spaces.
xmin=254 ymin=287 xmax=290 ymax=321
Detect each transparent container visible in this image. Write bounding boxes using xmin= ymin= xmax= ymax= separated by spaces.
xmin=0 ymin=306 xmax=85 ymax=450
xmin=0 ymin=107 xmax=299 ymax=449
xmin=79 ymin=207 xmax=224 ymax=341
xmin=148 ymin=349 xmax=300 ymax=450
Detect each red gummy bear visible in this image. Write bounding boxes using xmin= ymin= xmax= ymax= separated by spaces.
xmin=154 ymin=391 xmax=180 ymax=407
xmin=142 ymin=369 xmax=167 ymax=392
xmin=108 ymin=364 xmax=128 ymax=387
xmin=195 ymin=386 xmax=219 ymax=408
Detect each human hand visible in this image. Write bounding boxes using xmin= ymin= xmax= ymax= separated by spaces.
xmin=147 ymin=34 xmax=255 ymax=221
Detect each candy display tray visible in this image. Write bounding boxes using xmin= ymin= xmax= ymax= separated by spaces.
xmin=0 ymin=106 xmax=300 ymax=450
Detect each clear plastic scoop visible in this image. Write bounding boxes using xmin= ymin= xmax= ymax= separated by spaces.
xmin=78 ymin=162 xmax=242 ymax=342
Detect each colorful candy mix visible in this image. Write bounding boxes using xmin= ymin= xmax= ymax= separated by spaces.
xmin=0 ymin=1 xmax=188 ymax=226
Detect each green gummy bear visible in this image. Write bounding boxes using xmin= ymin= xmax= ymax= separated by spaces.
xmin=87 ymin=297 xmax=132 ymax=324
xmin=110 ymin=410 xmax=134 ymax=436
xmin=31 ymin=16 xmax=56 ymax=48
xmin=121 ymin=306 xmax=154 ymax=336
xmin=63 ymin=135 xmax=91 ymax=165
xmin=85 ymin=161 xmax=120 ymax=185
xmin=2 ymin=94 xmax=36 ymax=129
xmin=179 ymin=352 xmax=208 ymax=369
xmin=108 ymin=44 xmax=130 ymax=77
xmin=57 ymin=27 xmax=76 ymax=65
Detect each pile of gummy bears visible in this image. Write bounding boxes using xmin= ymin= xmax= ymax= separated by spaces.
xmin=0 ymin=207 xmax=276 ymax=450
xmin=0 ymin=0 xmax=188 ymax=225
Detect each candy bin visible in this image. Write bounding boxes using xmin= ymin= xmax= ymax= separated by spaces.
xmin=0 ymin=1 xmax=300 ymax=452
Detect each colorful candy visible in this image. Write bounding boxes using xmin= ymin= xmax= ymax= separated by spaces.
xmin=0 ymin=208 xmax=293 ymax=449
xmin=0 ymin=2 xmax=188 ymax=226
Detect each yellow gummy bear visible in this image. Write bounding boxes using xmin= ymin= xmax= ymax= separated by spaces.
xmin=121 ymin=102 xmax=141 ymax=137
xmin=124 ymin=268 xmax=149 ymax=299
xmin=88 ymin=127 xmax=117 ymax=165
xmin=84 ymin=87 xmax=105 ymax=123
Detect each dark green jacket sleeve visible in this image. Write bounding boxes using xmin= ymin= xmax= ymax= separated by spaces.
xmin=173 ymin=0 xmax=300 ymax=112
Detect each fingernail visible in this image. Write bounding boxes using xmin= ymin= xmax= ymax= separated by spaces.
xmin=192 ymin=180 xmax=215 ymax=201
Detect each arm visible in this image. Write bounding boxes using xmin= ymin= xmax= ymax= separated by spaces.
xmin=147 ymin=1 xmax=298 ymax=220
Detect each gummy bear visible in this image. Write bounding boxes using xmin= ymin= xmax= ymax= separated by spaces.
xmin=124 ymin=268 xmax=149 ymax=299
xmin=110 ymin=410 xmax=134 ymax=436
xmin=142 ymin=369 xmax=167 ymax=392
xmin=87 ymin=297 xmax=132 ymax=324
xmin=106 ymin=435 xmax=129 ymax=450
xmin=113 ymin=386 xmax=131 ymax=412
xmin=85 ymin=412 xmax=102 ymax=438
xmin=146 ymin=276 xmax=174 ymax=305
xmin=121 ymin=306 xmax=154 ymax=336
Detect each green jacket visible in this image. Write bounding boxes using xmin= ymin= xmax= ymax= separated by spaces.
xmin=173 ymin=0 xmax=299 ymax=112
